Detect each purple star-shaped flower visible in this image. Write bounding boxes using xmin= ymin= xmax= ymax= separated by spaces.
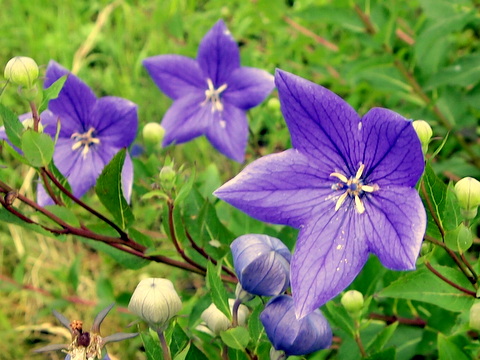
xmin=215 ymin=70 xmax=427 ymax=318
xmin=37 ymin=61 xmax=137 ymax=205
xmin=143 ymin=19 xmax=275 ymax=162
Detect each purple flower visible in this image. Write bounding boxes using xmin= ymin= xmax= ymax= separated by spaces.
xmin=260 ymin=295 xmax=332 ymax=356
xmin=37 ymin=60 xmax=137 ymax=205
xmin=215 ymin=70 xmax=427 ymax=318
xmin=143 ymin=19 xmax=274 ymax=162
xmin=231 ymin=234 xmax=291 ymax=296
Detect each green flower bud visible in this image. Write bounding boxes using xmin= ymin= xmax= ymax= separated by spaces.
xmin=445 ymin=223 xmax=473 ymax=253
xmin=454 ymin=177 xmax=480 ymax=219
xmin=22 ymin=118 xmax=44 ymax=132
xmin=200 ymin=299 xmax=249 ymax=335
xmin=159 ymin=165 xmax=176 ymax=190
xmin=142 ymin=122 xmax=165 ymax=146
xmin=341 ymin=290 xmax=364 ymax=315
xmin=469 ymin=302 xmax=480 ymax=331
xmin=267 ymin=98 xmax=281 ymax=112
xmin=412 ymin=120 xmax=432 ymax=155
xmin=128 ymin=278 xmax=182 ymax=331
xmin=4 ymin=56 xmax=39 ymax=89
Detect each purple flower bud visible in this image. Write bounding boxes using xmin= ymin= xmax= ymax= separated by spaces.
xmin=231 ymin=234 xmax=291 ymax=296
xmin=260 ymin=295 xmax=332 ymax=356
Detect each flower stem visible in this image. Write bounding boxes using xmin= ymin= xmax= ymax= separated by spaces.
xmin=156 ymin=330 xmax=171 ymax=360
xmin=368 ymin=313 xmax=426 ymax=327
xmin=424 ymin=261 xmax=476 ymax=297
xmin=353 ymin=320 xmax=367 ymax=358
xmin=221 ymin=345 xmax=229 ymax=360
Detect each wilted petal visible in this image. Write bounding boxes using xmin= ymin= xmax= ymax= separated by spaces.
xmin=33 ymin=343 xmax=69 ymax=353
xmin=205 ymin=102 xmax=248 ymax=162
xmin=260 ymin=295 xmax=332 ymax=356
xmin=91 ymin=97 xmax=138 ymax=148
xmin=275 ymin=69 xmax=362 ymax=174
xmin=197 ymin=20 xmax=240 ymax=85
xmin=360 ymin=108 xmax=424 ymax=187
xmin=223 ymin=67 xmax=274 ymax=109
xmin=291 ymin=207 xmax=369 ymax=318
xmin=362 ymin=187 xmax=426 ymax=270
xmin=92 ymin=303 xmax=115 ymax=333
xmin=45 ymin=61 xmax=96 ymax=134
xmin=215 ymin=149 xmax=333 ymax=228
xmin=143 ymin=55 xmax=205 ymax=100
xmin=161 ymin=92 xmax=211 ymax=146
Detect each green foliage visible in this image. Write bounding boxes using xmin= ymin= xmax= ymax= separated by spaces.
xmin=206 ymin=261 xmax=231 ymax=320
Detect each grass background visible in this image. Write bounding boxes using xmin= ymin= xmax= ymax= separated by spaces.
xmin=1 ymin=0 xmax=479 ymax=359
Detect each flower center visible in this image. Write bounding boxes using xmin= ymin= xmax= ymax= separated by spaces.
xmin=71 ymin=127 xmax=100 ymax=158
xmin=203 ymin=78 xmax=227 ymax=113
xmin=330 ymin=164 xmax=379 ymax=214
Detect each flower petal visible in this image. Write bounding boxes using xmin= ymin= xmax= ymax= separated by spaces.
xmin=360 ymin=108 xmax=424 ymax=187
xmin=197 ymin=20 xmax=240 ymax=85
xmin=143 ymin=55 xmax=205 ymax=100
xmin=214 ymin=149 xmax=333 ymax=228
xmin=362 ymin=187 xmax=426 ymax=269
xmin=161 ymin=92 xmax=211 ymax=146
xmin=222 ymin=67 xmax=275 ymax=109
xmin=90 ymin=96 xmax=138 ymax=148
xmin=291 ymin=206 xmax=369 ymax=318
xmin=204 ymin=102 xmax=248 ymax=162
xmin=275 ymin=69 xmax=362 ymax=175
xmin=122 ymin=151 xmax=133 ymax=203
xmin=45 ymin=61 xmax=96 ymax=134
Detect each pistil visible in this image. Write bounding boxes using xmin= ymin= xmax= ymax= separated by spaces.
xmin=203 ymin=78 xmax=228 ymax=113
xmin=71 ymin=127 xmax=100 ymax=158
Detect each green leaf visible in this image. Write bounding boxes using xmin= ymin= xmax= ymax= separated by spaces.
xmin=438 ymin=333 xmax=471 ymax=360
xmin=141 ymin=330 xmax=164 ymax=360
xmin=95 ymin=149 xmax=134 ymax=229
xmin=0 ymin=103 xmax=23 ymax=148
xmin=248 ymin=305 xmax=265 ymax=351
xmin=220 ymin=327 xmax=250 ymax=350
xmin=323 ymin=301 xmax=355 ymax=337
xmin=168 ymin=323 xmax=189 ymax=358
xmin=365 ymin=347 xmax=396 ymax=360
xmin=367 ymin=322 xmax=399 ymax=353
xmin=173 ymin=342 xmax=190 ymax=360
xmin=421 ymin=163 xmax=447 ymax=238
xmin=206 ymin=261 xmax=231 ymax=320
xmin=46 ymin=161 xmax=72 ymax=206
xmin=38 ymin=75 xmax=67 ymax=113
xmin=2 ymin=141 xmax=30 ymax=165
xmin=175 ymin=167 xmax=196 ymax=205
xmin=21 ymin=130 xmax=55 ymax=167
xmin=44 ymin=205 xmax=80 ymax=227
xmin=378 ymin=265 xmax=475 ymax=312
xmin=0 ymin=207 xmax=61 ymax=239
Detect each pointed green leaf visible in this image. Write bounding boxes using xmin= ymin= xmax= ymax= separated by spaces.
xmin=438 ymin=333 xmax=471 ymax=360
xmin=140 ymin=330 xmax=164 ymax=360
xmin=38 ymin=75 xmax=67 ymax=113
xmin=206 ymin=261 xmax=231 ymax=320
xmin=21 ymin=130 xmax=55 ymax=167
xmin=95 ymin=149 xmax=134 ymax=229
xmin=379 ymin=265 xmax=475 ymax=312
xmin=0 ymin=103 xmax=23 ymax=148
xmin=367 ymin=322 xmax=399 ymax=353
xmin=220 ymin=327 xmax=250 ymax=350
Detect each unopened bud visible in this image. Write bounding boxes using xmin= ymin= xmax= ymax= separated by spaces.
xmin=159 ymin=166 xmax=176 ymax=191
xmin=267 ymin=98 xmax=281 ymax=112
xmin=412 ymin=120 xmax=432 ymax=154
xmin=22 ymin=118 xmax=44 ymax=132
xmin=341 ymin=290 xmax=364 ymax=315
xmin=469 ymin=302 xmax=480 ymax=331
xmin=142 ymin=122 xmax=165 ymax=146
xmin=454 ymin=177 xmax=480 ymax=219
xmin=128 ymin=278 xmax=182 ymax=331
xmin=4 ymin=56 xmax=39 ymax=89
xmin=200 ymin=299 xmax=249 ymax=336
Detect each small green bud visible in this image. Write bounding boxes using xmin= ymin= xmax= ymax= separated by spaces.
xmin=4 ymin=56 xmax=39 ymax=89
xmin=200 ymin=299 xmax=249 ymax=335
xmin=267 ymin=98 xmax=281 ymax=112
xmin=128 ymin=278 xmax=182 ymax=331
xmin=469 ymin=302 xmax=480 ymax=331
xmin=220 ymin=6 xmax=231 ymax=17
xmin=445 ymin=223 xmax=473 ymax=253
xmin=412 ymin=120 xmax=433 ymax=154
xmin=341 ymin=290 xmax=364 ymax=315
xmin=142 ymin=122 xmax=165 ymax=146
xmin=22 ymin=118 xmax=44 ymax=132
xmin=454 ymin=177 xmax=480 ymax=219
xmin=159 ymin=165 xmax=176 ymax=191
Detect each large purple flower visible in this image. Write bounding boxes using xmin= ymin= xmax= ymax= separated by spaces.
xmin=215 ymin=69 xmax=427 ymax=318
xmin=37 ymin=61 xmax=137 ymax=205
xmin=143 ymin=19 xmax=274 ymax=162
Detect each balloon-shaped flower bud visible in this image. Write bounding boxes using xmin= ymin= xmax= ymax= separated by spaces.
xmin=454 ymin=177 xmax=480 ymax=219
xmin=260 ymin=295 xmax=332 ymax=356
xmin=128 ymin=278 xmax=182 ymax=331
xmin=412 ymin=120 xmax=433 ymax=154
xmin=469 ymin=302 xmax=480 ymax=331
xmin=4 ymin=56 xmax=39 ymax=89
xmin=341 ymin=290 xmax=364 ymax=316
xmin=142 ymin=122 xmax=165 ymax=146
xmin=201 ymin=299 xmax=249 ymax=335
xmin=231 ymin=234 xmax=291 ymax=296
